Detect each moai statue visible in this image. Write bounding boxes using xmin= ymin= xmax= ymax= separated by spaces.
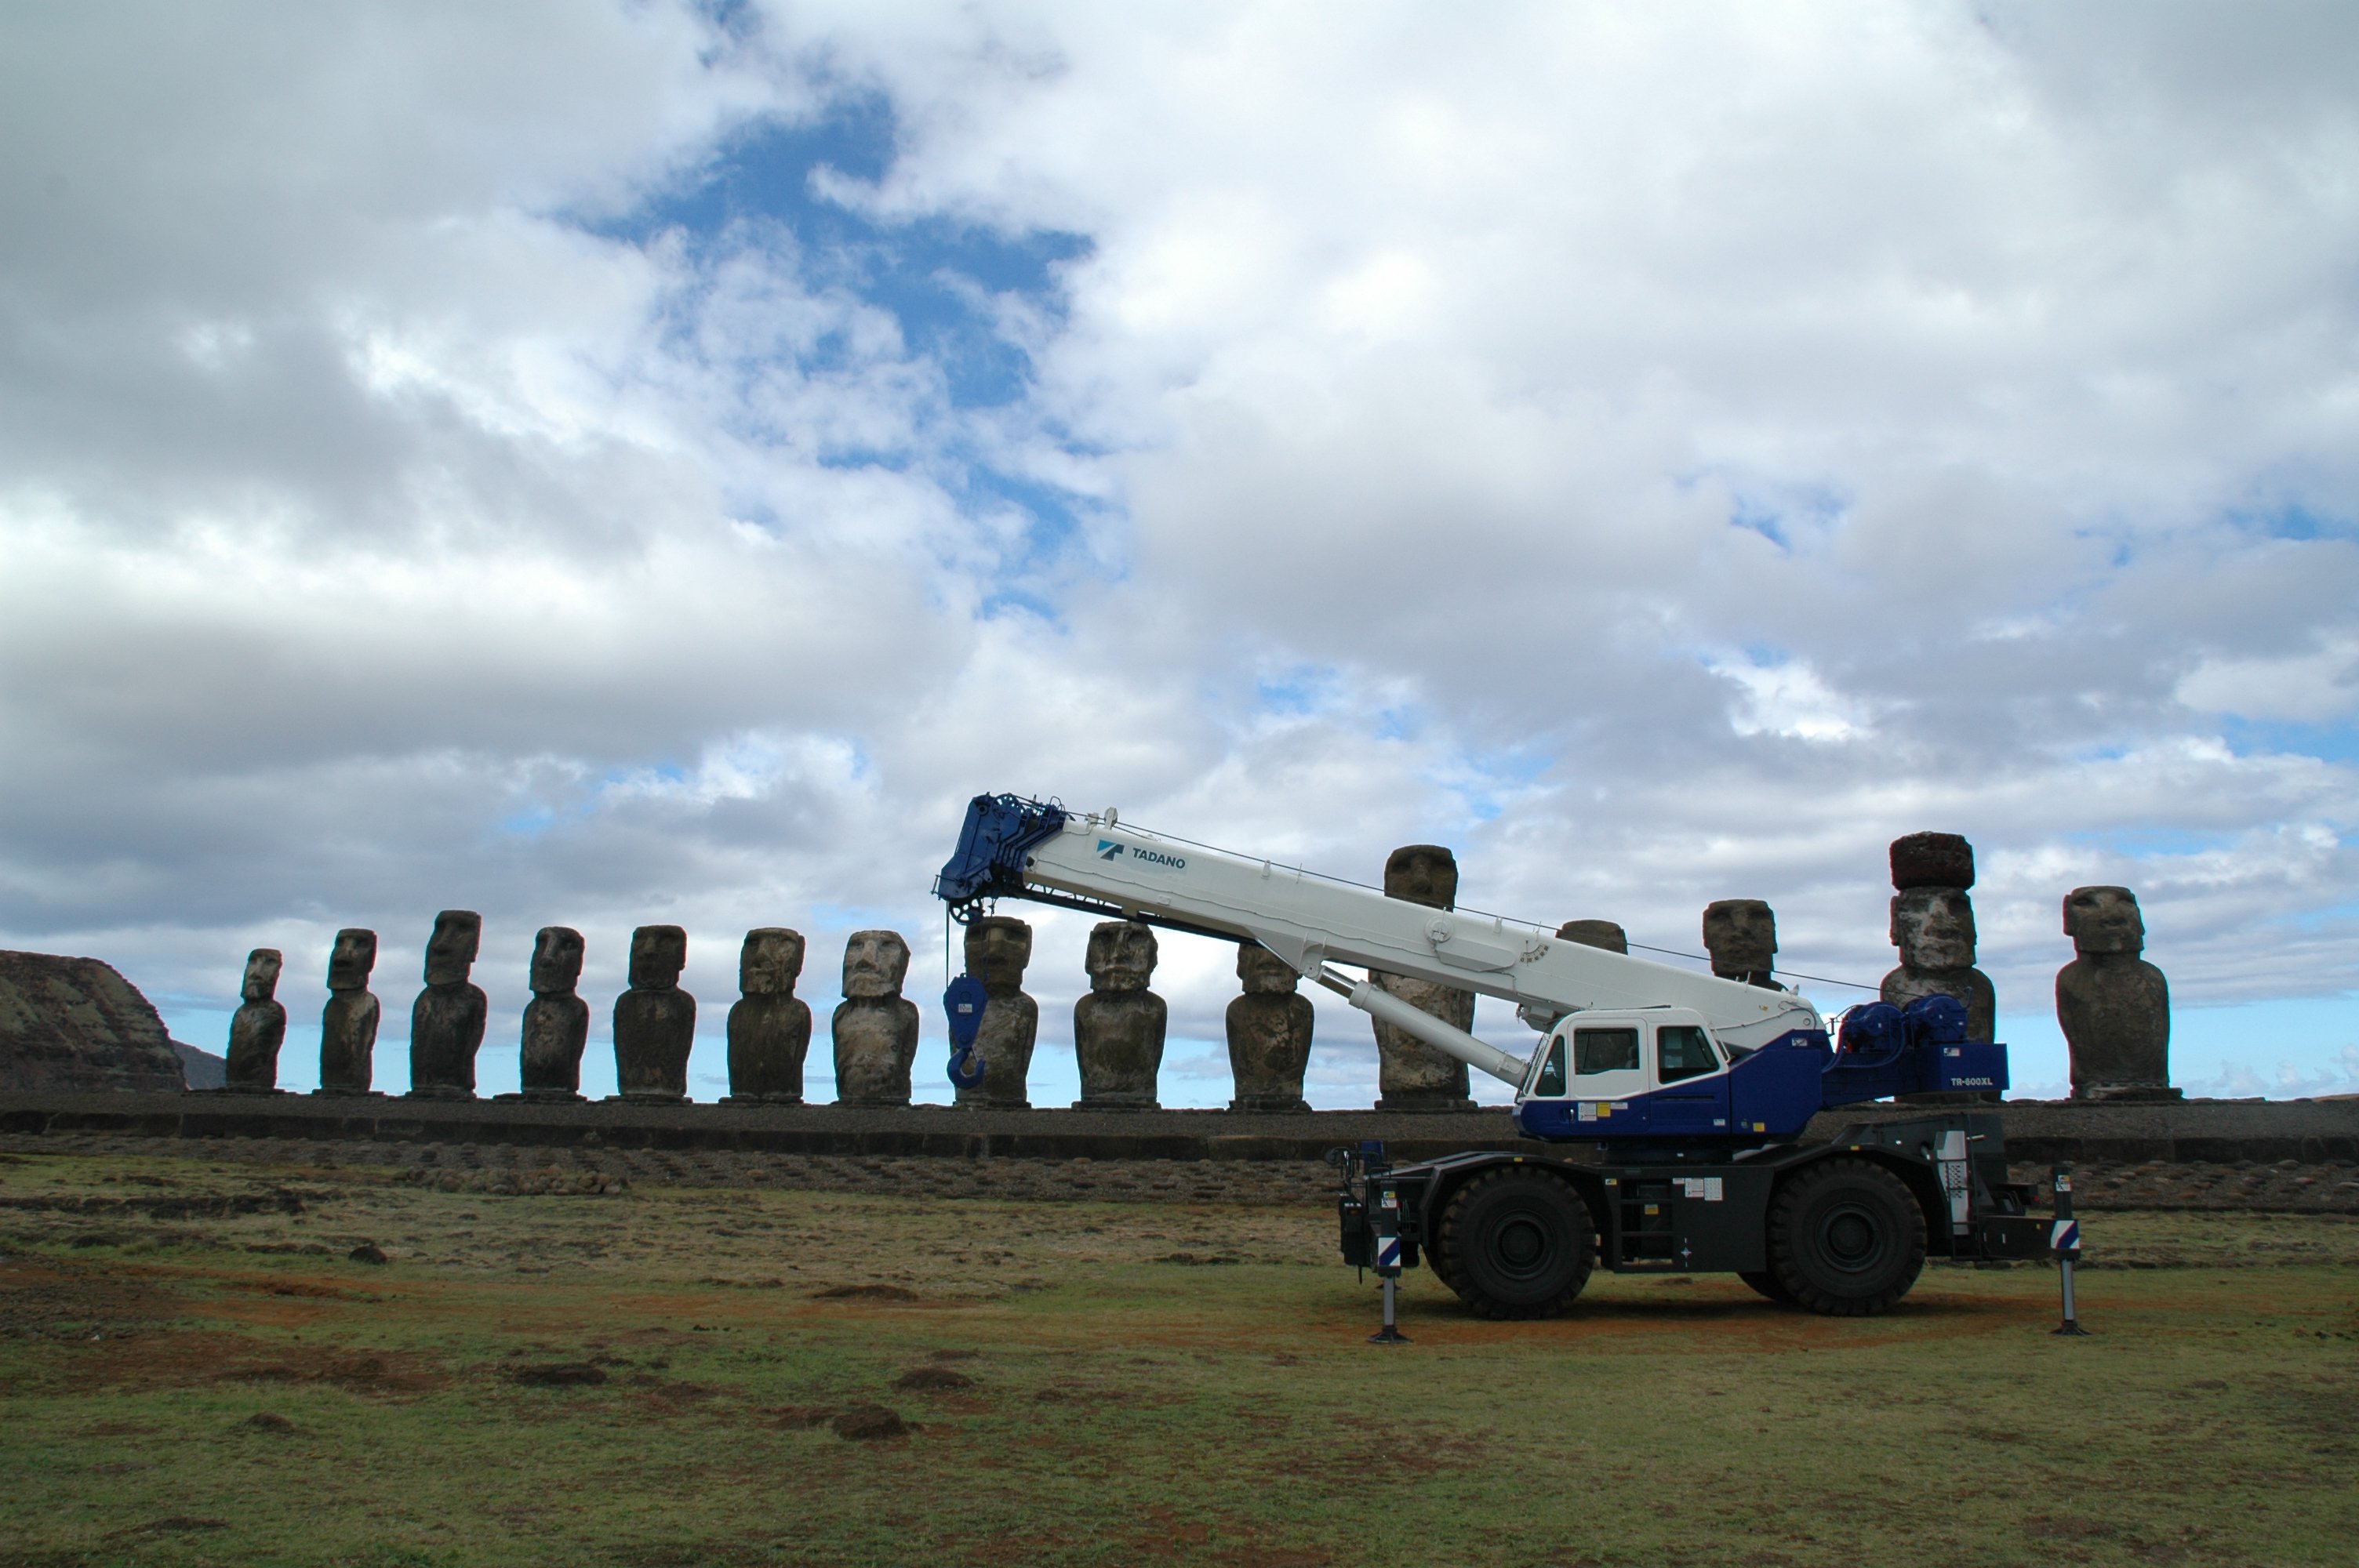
xmin=518 ymin=927 xmax=589 ymax=1102
xmin=833 ymin=930 xmax=919 ymax=1107
xmin=1702 ymin=899 xmax=1783 ymax=990
xmin=315 ymin=928 xmax=381 ymax=1094
xmin=1371 ymin=845 xmax=1475 ymax=1110
xmin=1227 ymin=942 xmax=1313 ymax=1113
xmin=407 ymin=911 xmax=487 ymax=1099
xmin=1880 ymin=833 xmax=1996 ymax=1044
xmin=954 ymin=916 xmax=1038 ymax=1109
xmin=614 ymin=924 xmax=695 ymax=1102
xmin=1074 ymin=920 xmax=1166 ymax=1110
xmin=726 ymin=927 xmax=812 ymax=1104
xmin=223 ymin=949 xmax=286 ymax=1092
xmin=2059 ymin=886 xmax=2178 ymax=1102
xmin=1555 ymin=919 xmax=1629 ymax=954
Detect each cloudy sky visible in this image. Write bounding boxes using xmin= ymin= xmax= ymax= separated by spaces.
xmin=3 ymin=1 xmax=2354 ymax=1106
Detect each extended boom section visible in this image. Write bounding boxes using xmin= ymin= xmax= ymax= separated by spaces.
xmin=935 ymin=793 xmax=1822 ymax=1059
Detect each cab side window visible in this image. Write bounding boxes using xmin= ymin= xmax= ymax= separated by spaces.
xmin=1573 ymin=1027 xmax=1640 ymax=1075
xmin=1534 ymin=1036 xmax=1568 ymax=1097
xmin=1657 ymin=1025 xmax=1719 ymax=1083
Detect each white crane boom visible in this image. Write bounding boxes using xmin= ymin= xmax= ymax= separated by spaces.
xmin=936 ymin=797 xmax=1823 ymax=1088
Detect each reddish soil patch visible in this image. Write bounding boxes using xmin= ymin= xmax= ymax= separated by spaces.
xmin=0 ymin=1254 xmax=180 ymax=1340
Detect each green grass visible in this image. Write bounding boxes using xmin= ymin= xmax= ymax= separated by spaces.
xmin=2 ymin=1149 xmax=2354 ymax=1567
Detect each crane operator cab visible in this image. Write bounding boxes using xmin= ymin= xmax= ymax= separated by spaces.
xmin=1513 ymin=1009 xmax=1748 ymax=1142
xmin=1509 ymin=1006 xmax=1863 ymax=1147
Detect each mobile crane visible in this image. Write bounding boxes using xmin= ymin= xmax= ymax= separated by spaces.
xmin=934 ymin=793 xmax=2050 ymax=1319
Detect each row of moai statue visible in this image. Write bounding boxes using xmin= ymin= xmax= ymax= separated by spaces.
xmin=217 ymin=833 xmax=2175 ymax=1108
xmin=215 ymin=909 xmax=1314 ymax=1110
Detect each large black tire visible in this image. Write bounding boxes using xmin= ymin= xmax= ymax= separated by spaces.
xmin=1766 ymin=1158 xmax=1926 ymax=1316
xmin=1737 ymin=1269 xmax=1794 ymax=1305
xmin=1435 ymin=1167 xmax=1595 ymax=1319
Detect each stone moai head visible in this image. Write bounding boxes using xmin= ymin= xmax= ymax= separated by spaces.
xmin=2064 ymin=886 xmax=2145 ymax=956
xmin=1383 ymin=845 xmax=1459 ymax=911
xmin=423 ymin=911 xmax=482 ymax=987
xmin=1085 ymin=920 xmax=1158 ymax=994
xmin=530 ymin=927 xmax=585 ymax=995
xmin=242 ymin=949 xmax=283 ymax=1003
xmin=1890 ymin=831 xmax=1976 ymax=891
xmin=1703 ymin=899 xmax=1777 ymax=973
xmin=1892 ymin=887 xmax=1977 ymax=971
xmin=1237 ymin=942 xmax=1299 ymax=996
xmin=629 ymin=925 xmax=688 ymax=989
xmin=965 ymin=916 xmax=1033 ymax=991
xmin=328 ymin=928 xmax=377 ymax=990
xmin=841 ymin=930 xmax=911 ymax=999
xmin=740 ymin=928 xmax=805 ymax=996
xmin=1556 ymin=919 xmax=1629 ymax=954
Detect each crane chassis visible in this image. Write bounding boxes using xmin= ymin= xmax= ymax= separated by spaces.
xmin=934 ymin=793 xmax=2058 ymax=1319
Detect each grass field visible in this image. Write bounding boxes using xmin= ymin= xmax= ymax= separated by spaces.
xmin=2 ymin=1147 xmax=2354 ymax=1568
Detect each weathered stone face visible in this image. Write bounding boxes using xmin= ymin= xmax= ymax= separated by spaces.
xmin=628 ymin=925 xmax=688 ymax=990
xmin=225 ymin=949 xmax=288 ymax=1091
xmin=1085 ymin=922 xmax=1157 ymax=994
xmin=423 ymin=912 xmax=482 ymax=988
xmin=841 ymin=930 xmax=911 ymax=1000
xmin=1237 ymin=942 xmax=1299 ymax=996
xmin=519 ymin=927 xmax=588 ymax=1100
xmin=1383 ymin=845 xmax=1459 ymax=910
xmin=318 ymin=931 xmax=382 ymax=1094
xmin=955 ymin=916 xmax=1037 ymax=1109
xmin=2065 ymin=886 xmax=2145 ymax=955
xmin=1374 ymin=844 xmax=1473 ymax=1109
xmin=2059 ymin=884 xmax=2174 ymax=1100
xmin=1554 ymin=920 xmax=1628 ymax=954
xmin=1227 ymin=943 xmax=1313 ymax=1112
xmin=729 ymin=928 xmax=812 ymax=1103
xmin=1890 ymin=831 xmax=1976 ymax=891
xmin=1703 ymin=899 xmax=1778 ymax=981
xmin=530 ymin=927 xmax=585 ymax=995
xmin=965 ymin=916 xmax=1033 ymax=993
xmin=241 ymin=949 xmax=283 ymax=1004
xmin=1892 ymin=887 xmax=1977 ymax=971
xmin=739 ymin=928 xmax=805 ymax=997
xmin=1075 ymin=919 xmax=1165 ymax=1107
xmin=616 ymin=925 xmax=696 ymax=1101
xmin=409 ymin=916 xmax=489 ymax=1098
xmin=326 ymin=928 xmax=377 ymax=992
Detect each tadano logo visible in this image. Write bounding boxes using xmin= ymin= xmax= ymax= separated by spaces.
xmin=1095 ymin=839 xmax=1187 ymax=872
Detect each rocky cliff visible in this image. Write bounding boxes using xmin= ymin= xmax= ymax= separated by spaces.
xmin=0 ymin=950 xmax=188 ymax=1092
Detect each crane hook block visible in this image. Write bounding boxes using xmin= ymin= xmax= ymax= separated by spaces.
xmin=943 ymin=972 xmax=990 ymax=1090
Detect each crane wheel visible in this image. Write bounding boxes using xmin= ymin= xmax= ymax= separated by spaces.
xmin=1435 ymin=1167 xmax=1594 ymax=1319
xmin=1736 ymin=1270 xmax=1794 ymax=1306
xmin=1765 ymin=1157 xmax=1925 ymax=1316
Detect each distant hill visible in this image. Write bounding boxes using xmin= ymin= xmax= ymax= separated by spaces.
xmin=173 ymin=1040 xmax=227 ymax=1089
xmin=0 ymin=950 xmax=191 ymax=1093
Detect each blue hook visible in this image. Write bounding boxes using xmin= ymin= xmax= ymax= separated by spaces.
xmin=943 ymin=973 xmax=989 ymax=1091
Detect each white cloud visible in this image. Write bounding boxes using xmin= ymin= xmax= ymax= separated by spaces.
xmin=3 ymin=2 xmax=2357 ymax=1104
